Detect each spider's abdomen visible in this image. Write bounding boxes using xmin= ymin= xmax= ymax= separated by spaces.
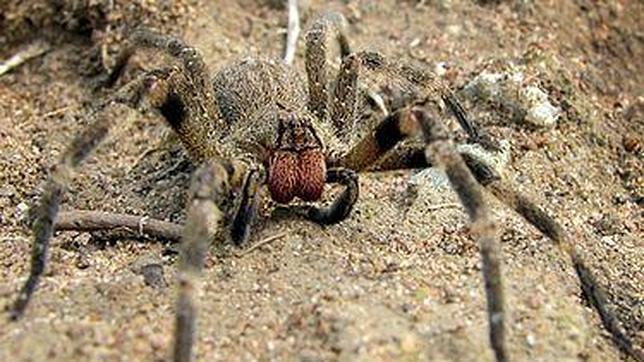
xmin=213 ymin=58 xmax=308 ymax=126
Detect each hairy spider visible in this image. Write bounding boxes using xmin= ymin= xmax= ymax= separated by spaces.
xmin=8 ymin=11 xmax=640 ymax=362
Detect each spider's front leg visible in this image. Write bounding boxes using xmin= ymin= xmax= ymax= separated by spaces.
xmin=335 ymin=104 xmax=509 ymax=361
xmin=7 ymin=70 xmax=172 ymax=320
xmin=173 ymin=157 xmax=265 ymax=362
xmin=327 ymin=46 xmax=499 ymax=151
xmin=174 ymin=162 xmax=226 ymax=362
xmin=174 ymin=161 xmax=248 ymax=362
xmin=106 ymin=28 xmax=223 ymax=161
xmin=333 ymin=101 xmax=640 ymax=360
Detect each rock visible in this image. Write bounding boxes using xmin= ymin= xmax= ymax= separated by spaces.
xmin=0 ymin=185 xmax=16 ymax=197
xmin=141 ymin=263 xmax=168 ymax=289
xmin=462 ymin=65 xmax=560 ymax=128
xmin=522 ymin=86 xmax=560 ymax=127
xmin=409 ymin=139 xmax=511 ymax=190
xmin=15 ymin=201 xmax=30 ymax=222
xmin=131 ymin=254 xmax=168 ymax=288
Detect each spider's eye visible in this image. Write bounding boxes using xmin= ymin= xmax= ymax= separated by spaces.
xmin=274 ymin=116 xmax=322 ymax=152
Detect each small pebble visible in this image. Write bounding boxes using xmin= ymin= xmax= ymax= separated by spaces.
xmin=141 ymin=263 xmax=168 ymax=289
xmin=15 ymin=202 xmax=29 ymax=221
xmin=623 ymin=134 xmax=641 ymax=153
xmin=526 ymin=333 xmax=536 ymax=347
xmin=0 ymin=185 xmax=16 ymax=197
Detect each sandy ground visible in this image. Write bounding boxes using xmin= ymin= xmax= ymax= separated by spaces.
xmin=0 ymin=0 xmax=642 ymax=361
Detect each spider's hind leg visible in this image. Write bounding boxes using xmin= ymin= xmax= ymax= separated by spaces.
xmin=484 ymin=178 xmax=644 ymax=361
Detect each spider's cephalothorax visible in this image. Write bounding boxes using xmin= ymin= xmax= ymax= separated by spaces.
xmin=9 ymin=10 xmax=640 ymax=362
xmin=209 ymin=58 xmax=330 ymax=204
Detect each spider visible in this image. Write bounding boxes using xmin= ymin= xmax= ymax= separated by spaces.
xmin=7 ymin=10 xmax=639 ymax=362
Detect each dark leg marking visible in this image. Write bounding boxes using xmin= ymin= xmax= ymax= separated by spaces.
xmin=230 ymin=168 xmax=262 ymax=246
xmin=338 ymin=108 xmax=417 ymax=172
xmin=159 ymin=92 xmax=188 ymax=131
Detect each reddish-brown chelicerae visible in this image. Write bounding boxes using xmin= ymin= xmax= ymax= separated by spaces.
xmin=267 ymin=149 xmax=326 ymax=203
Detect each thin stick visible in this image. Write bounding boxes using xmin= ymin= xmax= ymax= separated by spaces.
xmin=426 ymin=202 xmax=462 ymax=211
xmin=42 ymin=105 xmax=76 ymax=119
xmin=283 ymin=0 xmax=300 ymax=65
xmin=236 ymin=232 xmax=288 ymax=257
xmin=0 ymin=41 xmax=50 ymax=77
xmin=56 ymin=210 xmax=183 ymax=241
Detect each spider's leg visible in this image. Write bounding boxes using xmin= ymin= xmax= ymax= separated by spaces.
xmin=305 ymin=11 xmax=351 ymax=121
xmin=130 ymin=29 xmax=212 ymax=94
xmin=330 ymin=50 xmax=498 ymax=150
xmin=329 ymin=53 xmax=360 ymax=133
xmin=335 ymin=107 xmax=417 ymax=171
xmin=358 ymin=138 xmax=502 ymax=185
xmin=173 ymin=161 xmax=229 ymax=362
xmin=413 ymin=107 xmax=507 ymax=362
xmin=107 ymin=28 xmax=222 ymax=161
xmin=485 ymin=180 xmax=644 ymax=361
xmin=361 ymin=128 xmax=643 ymax=361
xmin=133 ymin=28 xmax=223 ymax=161
xmin=229 ymin=166 xmax=263 ymax=246
xmin=174 ymin=159 xmax=265 ymax=361
xmin=282 ymin=167 xmax=359 ymax=225
xmin=347 ymin=118 xmax=643 ymax=360
xmin=105 ymin=29 xmax=211 ymax=91
xmin=8 ymin=72 xmax=163 ymax=320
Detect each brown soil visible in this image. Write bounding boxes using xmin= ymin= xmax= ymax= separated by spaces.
xmin=0 ymin=1 xmax=642 ymax=361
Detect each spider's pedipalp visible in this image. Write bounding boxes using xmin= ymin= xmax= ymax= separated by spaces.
xmin=304 ymin=167 xmax=358 ymax=224
xmin=230 ymin=166 xmax=263 ymax=246
xmin=281 ymin=167 xmax=358 ymax=225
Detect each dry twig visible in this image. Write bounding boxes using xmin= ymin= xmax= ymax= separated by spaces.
xmin=235 ymin=232 xmax=288 ymax=257
xmin=0 ymin=41 xmax=50 ymax=77
xmin=426 ymin=202 xmax=462 ymax=211
xmin=56 ymin=210 xmax=183 ymax=241
xmin=283 ymin=0 xmax=300 ymax=65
